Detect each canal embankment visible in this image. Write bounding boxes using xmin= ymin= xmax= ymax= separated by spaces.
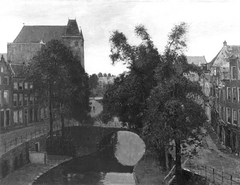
xmin=134 ymin=153 xmax=167 ymax=185
xmin=0 ymin=155 xmax=72 ymax=185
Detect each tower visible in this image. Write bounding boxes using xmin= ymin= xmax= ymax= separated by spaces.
xmin=62 ymin=19 xmax=84 ymax=69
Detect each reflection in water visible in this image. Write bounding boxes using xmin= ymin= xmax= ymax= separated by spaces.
xmin=33 ymin=153 xmax=135 ymax=185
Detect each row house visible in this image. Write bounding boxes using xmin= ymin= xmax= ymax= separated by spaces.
xmin=0 ymin=56 xmax=49 ymax=132
xmin=186 ymin=56 xmax=212 ymax=120
xmin=0 ymin=55 xmax=12 ymax=131
xmin=210 ymin=41 xmax=240 ymax=154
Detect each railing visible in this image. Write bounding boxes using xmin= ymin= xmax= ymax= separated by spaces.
xmin=0 ymin=120 xmax=78 ymax=156
xmin=184 ymin=160 xmax=240 ymax=185
xmin=0 ymin=119 xmax=124 ymax=157
xmin=162 ymin=165 xmax=176 ymax=185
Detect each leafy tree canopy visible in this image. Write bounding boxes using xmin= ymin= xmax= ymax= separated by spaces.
xmin=103 ymin=23 xmax=207 ymax=184
xmin=24 ymin=39 xmax=90 ymax=122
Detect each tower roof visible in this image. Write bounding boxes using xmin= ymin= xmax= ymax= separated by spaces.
xmin=65 ymin=19 xmax=81 ymax=36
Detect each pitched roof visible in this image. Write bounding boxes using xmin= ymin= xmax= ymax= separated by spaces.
xmin=208 ymin=42 xmax=240 ymax=68
xmin=13 ymin=19 xmax=83 ymax=43
xmin=186 ymin=56 xmax=207 ymax=66
xmin=13 ymin=26 xmax=67 ymax=43
xmin=65 ymin=19 xmax=81 ymax=36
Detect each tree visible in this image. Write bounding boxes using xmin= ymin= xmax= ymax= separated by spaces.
xmin=143 ymin=23 xmax=207 ymax=185
xmin=89 ymin=73 xmax=99 ymax=97
xmin=102 ymin=25 xmax=160 ymax=132
xmin=98 ymin=72 xmax=103 ymax=77
xmin=24 ymin=40 xmax=90 ymax=146
xmin=107 ymin=73 xmax=111 ymax=77
xmin=103 ymin=23 xmax=207 ymax=185
xmin=103 ymin=73 xmax=107 ymax=77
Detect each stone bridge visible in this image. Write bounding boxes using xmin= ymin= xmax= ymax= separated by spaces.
xmin=0 ymin=122 xmax=126 ymax=180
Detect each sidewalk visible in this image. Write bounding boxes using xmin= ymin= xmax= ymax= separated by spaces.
xmin=189 ymin=133 xmax=240 ymax=180
xmin=0 ymin=155 xmax=72 ymax=185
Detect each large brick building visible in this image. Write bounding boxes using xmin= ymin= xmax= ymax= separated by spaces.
xmin=7 ymin=19 xmax=84 ymax=68
xmin=0 ymin=19 xmax=84 ymax=133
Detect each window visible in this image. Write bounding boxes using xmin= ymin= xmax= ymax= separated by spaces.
xmin=227 ymin=87 xmax=231 ymax=100
xmin=34 ymin=108 xmax=38 ymax=122
xmin=3 ymin=76 xmax=9 ymax=85
xmin=19 ymin=110 xmax=23 ymax=124
xmin=3 ymin=90 xmax=9 ymax=104
xmin=232 ymin=66 xmax=237 ymax=80
xmin=24 ymin=82 xmax=28 ymax=89
xmin=13 ymin=82 xmax=18 ymax=90
xmin=30 ymin=82 xmax=33 ymax=89
xmin=29 ymin=94 xmax=34 ymax=105
xmin=1 ymin=110 xmax=4 ymax=127
xmin=0 ymin=67 xmax=3 ymax=72
xmin=233 ymin=88 xmax=237 ymax=101
xmin=13 ymin=111 xmax=18 ymax=124
xmin=238 ymin=110 xmax=240 ymax=126
xmin=19 ymin=94 xmax=23 ymax=106
xmin=19 ymin=82 xmax=23 ymax=90
xmin=238 ymin=88 xmax=240 ymax=102
xmin=6 ymin=110 xmax=9 ymax=126
xmin=13 ymin=94 xmax=18 ymax=106
xmin=0 ymin=90 xmax=1 ymax=105
xmin=233 ymin=110 xmax=237 ymax=125
xmin=35 ymin=93 xmax=38 ymax=104
xmin=227 ymin=107 xmax=231 ymax=123
xmin=221 ymin=106 xmax=225 ymax=121
xmin=41 ymin=108 xmax=44 ymax=120
xmin=24 ymin=94 xmax=28 ymax=106
xmin=75 ymin=41 xmax=78 ymax=47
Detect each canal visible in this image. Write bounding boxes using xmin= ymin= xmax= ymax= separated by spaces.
xmin=33 ymin=152 xmax=136 ymax=185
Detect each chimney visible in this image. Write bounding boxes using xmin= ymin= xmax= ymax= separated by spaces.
xmin=223 ymin=41 xmax=227 ymax=46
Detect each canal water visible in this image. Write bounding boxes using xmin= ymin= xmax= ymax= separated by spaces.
xmin=33 ymin=152 xmax=136 ymax=185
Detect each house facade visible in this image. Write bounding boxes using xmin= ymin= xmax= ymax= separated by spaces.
xmin=0 ymin=55 xmax=12 ymax=131
xmin=210 ymin=41 xmax=240 ymax=154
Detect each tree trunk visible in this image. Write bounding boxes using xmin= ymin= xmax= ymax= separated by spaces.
xmin=49 ymin=84 xmax=53 ymax=153
xmin=61 ymin=113 xmax=64 ymax=139
xmin=175 ymin=138 xmax=183 ymax=185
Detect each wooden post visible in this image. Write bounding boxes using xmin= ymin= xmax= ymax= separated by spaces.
xmin=213 ymin=168 xmax=215 ymax=183
xmin=222 ymin=171 xmax=223 ymax=183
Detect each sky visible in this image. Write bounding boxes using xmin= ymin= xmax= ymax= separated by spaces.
xmin=1 ymin=0 xmax=240 ymax=75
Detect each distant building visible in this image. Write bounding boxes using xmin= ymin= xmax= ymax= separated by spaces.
xmin=7 ymin=19 xmax=84 ymax=69
xmin=186 ymin=56 xmax=207 ymax=82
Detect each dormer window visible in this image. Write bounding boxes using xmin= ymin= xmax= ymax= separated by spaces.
xmin=75 ymin=41 xmax=78 ymax=47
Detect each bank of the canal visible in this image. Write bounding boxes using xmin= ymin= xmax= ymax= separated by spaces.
xmin=0 ymin=155 xmax=72 ymax=185
xmin=134 ymin=154 xmax=167 ymax=185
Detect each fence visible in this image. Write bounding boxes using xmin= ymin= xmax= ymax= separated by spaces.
xmin=184 ymin=160 xmax=240 ymax=185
